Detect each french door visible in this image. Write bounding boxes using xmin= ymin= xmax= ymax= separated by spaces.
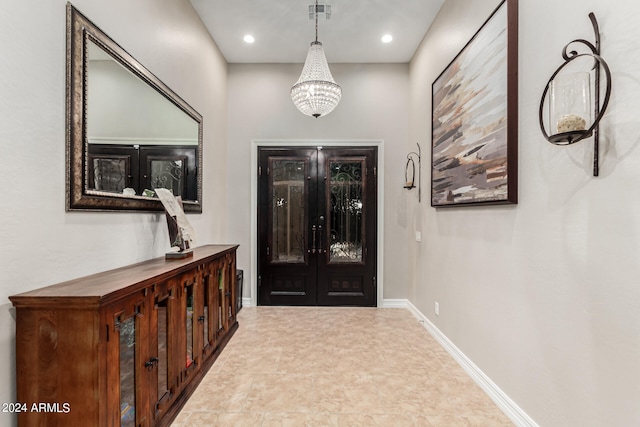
xmin=257 ymin=146 xmax=377 ymax=306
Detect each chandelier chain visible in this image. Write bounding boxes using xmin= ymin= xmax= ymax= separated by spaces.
xmin=315 ymin=0 xmax=319 ymax=42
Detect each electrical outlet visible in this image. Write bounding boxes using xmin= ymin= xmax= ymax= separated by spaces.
xmin=435 ymin=301 xmax=440 ymax=316
xmin=415 ymin=231 xmax=422 ymax=242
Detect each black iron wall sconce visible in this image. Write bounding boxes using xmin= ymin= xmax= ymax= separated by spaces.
xmin=404 ymin=143 xmax=422 ymax=202
xmin=539 ymin=12 xmax=612 ymax=177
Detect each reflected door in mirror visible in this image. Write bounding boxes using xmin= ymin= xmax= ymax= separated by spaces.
xmin=87 ymin=144 xmax=196 ymax=199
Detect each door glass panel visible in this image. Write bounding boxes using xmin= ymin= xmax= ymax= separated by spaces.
xmin=329 ymin=161 xmax=363 ymax=263
xmin=271 ymin=160 xmax=306 ymax=263
xmin=151 ymin=159 xmax=184 ymax=196
xmin=117 ymin=316 xmax=136 ymax=427
xmin=93 ymin=158 xmax=127 ymax=192
xmin=156 ymin=298 xmax=169 ymax=402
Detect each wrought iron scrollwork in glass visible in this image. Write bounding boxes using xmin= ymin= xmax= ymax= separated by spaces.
xmin=329 ymin=161 xmax=363 ymax=263
xmin=151 ymin=160 xmax=184 ymax=196
xmin=272 ymin=160 xmax=306 ymax=263
xmin=93 ymin=158 xmax=127 ymax=193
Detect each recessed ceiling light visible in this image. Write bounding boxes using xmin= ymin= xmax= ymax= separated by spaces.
xmin=243 ymin=35 xmax=255 ymax=44
xmin=381 ymin=34 xmax=393 ymax=44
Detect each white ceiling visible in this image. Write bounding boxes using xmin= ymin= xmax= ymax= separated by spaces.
xmin=189 ymin=0 xmax=445 ymax=64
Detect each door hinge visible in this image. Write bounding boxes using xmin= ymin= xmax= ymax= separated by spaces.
xmin=266 ymin=246 xmax=270 ymax=256
xmin=373 ymin=166 xmax=377 ymax=177
xmin=373 ymin=276 xmax=377 ymax=287
xmin=258 ymin=276 xmax=262 ymax=287
xmin=259 ymin=166 xmax=262 ymax=177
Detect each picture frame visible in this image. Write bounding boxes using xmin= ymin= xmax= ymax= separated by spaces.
xmin=431 ymin=0 xmax=518 ymax=207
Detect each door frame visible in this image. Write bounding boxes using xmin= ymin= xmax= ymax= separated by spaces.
xmin=250 ymin=139 xmax=385 ymax=307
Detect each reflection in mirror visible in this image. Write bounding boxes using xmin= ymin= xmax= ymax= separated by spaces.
xmin=86 ymin=41 xmax=198 ymax=199
xmin=66 ymin=4 xmax=203 ymax=212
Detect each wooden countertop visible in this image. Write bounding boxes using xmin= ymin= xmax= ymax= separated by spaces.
xmin=9 ymin=244 xmax=239 ymax=309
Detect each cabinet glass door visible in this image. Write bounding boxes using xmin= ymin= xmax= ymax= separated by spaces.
xmin=202 ymin=272 xmax=210 ymax=351
xmin=155 ymin=296 xmax=170 ymax=407
xmin=201 ymin=261 xmax=219 ymax=357
xmin=217 ymin=265 xmax=230 ymax=335
xmin=116 ymin=315 xmax=137 ymax=427
xmin=150 ymin=283 xmax=175 ymax=418
xmin=225 ymin=256 xmax=236 ymax=324
xmin=185 ymin=281 xmax=195 ymax=369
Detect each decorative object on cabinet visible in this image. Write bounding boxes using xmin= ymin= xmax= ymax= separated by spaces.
xmin=10 ymin=245 xmax=239 ymax=427
xmin=66 ymin=3 xmax=203 ymax=212
xmin=538 ymin=12 xmax=611 ymax=177
xmin=431 ymin=0 xmax=518 ymax=207
xmin=404 ymin=143 xmax=422 ymax=203
xmin=156 ymin=188 xmax=195 ymax=259
xmin=290 ymin=0 xmax=342 ymax=118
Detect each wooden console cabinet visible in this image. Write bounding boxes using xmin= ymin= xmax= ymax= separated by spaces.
xmin=10 ymin=245 xmax=239 ymax=427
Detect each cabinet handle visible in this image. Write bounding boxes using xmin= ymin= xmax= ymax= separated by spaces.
xmin=145 ymin=357 xmax=159 ymax=370
xmin=225 ymin=292 xmax=231 ymax=297
xmin=198 ymin=315 xmax=205 ymax=323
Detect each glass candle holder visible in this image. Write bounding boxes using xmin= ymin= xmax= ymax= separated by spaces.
xmin=549 ymin=71 xmax=591 ymax=135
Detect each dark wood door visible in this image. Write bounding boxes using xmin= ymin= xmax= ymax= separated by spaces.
xmin=258 ymin=146 xmax=377 ymax=306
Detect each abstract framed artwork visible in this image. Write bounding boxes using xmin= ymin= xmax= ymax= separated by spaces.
xmin=431 ymin=0 xmax=518 ymax=207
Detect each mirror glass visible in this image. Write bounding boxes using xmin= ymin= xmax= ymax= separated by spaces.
xmin=66 ymin=5 xmax=203 ymax=212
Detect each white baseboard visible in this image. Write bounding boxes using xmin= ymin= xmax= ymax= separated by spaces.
xmin=381 ymin=298 xmax=409 ymax=308
xmin=243 ymin=299 xmax=406 ymax=308
xmin=401 ymin=299 xmax=538 ymax=427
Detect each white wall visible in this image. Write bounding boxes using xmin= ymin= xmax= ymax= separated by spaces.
xmin=0 ymin=1 xmax=227 ymax=425
xmin=227 ymin=63 xmax=410 ymax=301
xmin=410 ymin=0 xmax=640 ymax=425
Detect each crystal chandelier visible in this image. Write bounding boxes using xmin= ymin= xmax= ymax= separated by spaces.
xmin=291 ymin=1 xmax=342 ymax=118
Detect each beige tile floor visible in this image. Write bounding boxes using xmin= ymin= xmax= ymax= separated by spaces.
xmin=172 ymin=307 xmax=514 ymax=426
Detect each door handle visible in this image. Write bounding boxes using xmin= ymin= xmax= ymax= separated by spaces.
xmin=318 ymin=216 xmax=325 ymax=253
xmin=310 ymin=225 xmax=317 ymax=254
